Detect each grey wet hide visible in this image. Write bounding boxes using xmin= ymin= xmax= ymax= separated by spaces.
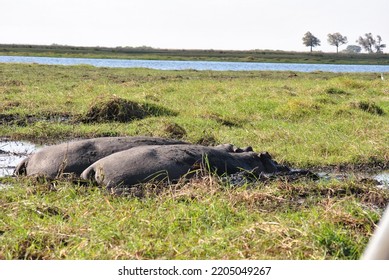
xmin=14 ymin=137 xmax=188 ymax=179
xmin=80 ymin=144 xmax=290 ymax=188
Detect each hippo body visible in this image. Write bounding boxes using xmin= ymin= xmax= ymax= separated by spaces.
xmin=14 ymin=137 xmax=188 ymax=179
xmin=80 ymin=144 xmax=289 ymax=188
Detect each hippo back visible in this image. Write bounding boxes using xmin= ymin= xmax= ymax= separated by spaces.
xmin=14 ymin=136 xmax=188 ymax=179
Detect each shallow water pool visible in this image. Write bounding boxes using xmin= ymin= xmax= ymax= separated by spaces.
xmin=0 ymin=140 xmax=37 ymax=177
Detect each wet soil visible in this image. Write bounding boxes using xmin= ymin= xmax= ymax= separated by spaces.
xmin=0 ymin=113 xmax=72 ymax=126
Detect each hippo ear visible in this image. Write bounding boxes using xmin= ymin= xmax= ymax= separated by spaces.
xmin=243 ymin=146 xmax=254 ymax=152
xmin=233 ymin=146 xmax=254 ymax=153
xmin=14 ymin=158 xmax=29 ymax=176
xmin=259 ymin=152 xmax=272 ymax=159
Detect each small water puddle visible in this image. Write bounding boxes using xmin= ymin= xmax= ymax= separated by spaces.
xmin=373 ymin=172 xmax=389 ymax=188
xmin=0 ymin=140 xmax=37 ymax=177
xmin=316 ymin=170 xmax=389 ymax=189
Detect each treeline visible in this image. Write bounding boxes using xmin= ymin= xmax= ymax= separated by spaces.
xmin=303 ymin=32 xmax=386 ymax=54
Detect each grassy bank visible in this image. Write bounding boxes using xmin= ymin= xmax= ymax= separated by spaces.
xmin=1 ymin=63 xmax=389 ymax=259
xmin=1 ymin=44 xmax=389 ymax=65
xmin=1 ymin=63 xmax=388 ymax=167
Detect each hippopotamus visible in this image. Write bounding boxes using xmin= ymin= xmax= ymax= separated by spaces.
xmin=14 ymin=136 xmax=188 ymax=179
xmin=80 ymin=144 xmax=290 ymax=188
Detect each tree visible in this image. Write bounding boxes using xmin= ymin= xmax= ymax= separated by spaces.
xmin=327 ymin=33 xmax=348 ymax=53
xmin=375 ymin=35 xmax=386 ymax=53
xmin=302 ymin=32 xmax=321 ymax=52
xmin=342 ymin=45 xmax=362 ymax=54
xmin=357 ymin=33 xmax=375 ymax=53
xmin=357 ymin=33 xmax=386 ymax=53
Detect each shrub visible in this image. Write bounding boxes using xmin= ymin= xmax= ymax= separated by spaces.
xmin=351 ymin=101 xmax=385 ymax=116
xmin=81 ymin=97 xmax=177 ymax=123
xmin=326 ymin=87 xmax=348 ymax=95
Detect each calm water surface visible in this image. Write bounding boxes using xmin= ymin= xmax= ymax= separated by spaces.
xmin=1 ymin=55 xmax=389 ymax=72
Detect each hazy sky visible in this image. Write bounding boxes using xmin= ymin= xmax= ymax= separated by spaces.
xmin=1 ymin=0 xmax=388 ymax=52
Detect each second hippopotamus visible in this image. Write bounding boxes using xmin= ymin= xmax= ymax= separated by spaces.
xmin=80 ymin=144 xmax=290 ymax=188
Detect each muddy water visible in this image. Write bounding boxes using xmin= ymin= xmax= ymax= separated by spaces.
xmin=374 ymin=172 xmax=389 ymax=188
xmin=0 ymin=140 xmax=37 ymax=177
xmin=316 ymin=171 xmax=389 ymax=188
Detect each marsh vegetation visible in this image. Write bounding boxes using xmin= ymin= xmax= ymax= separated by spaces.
xmin=0 ymin=63 xmax=388 ymax=259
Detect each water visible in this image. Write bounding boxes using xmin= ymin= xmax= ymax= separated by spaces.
xmin=316 ymin=171 xmax=389 ymax=189
xmin=0 ymin=140 xmax=37 ymax=177
xmin=1 ymin=55 xmax=389 ymax=73
xmin=374 ymin=172 xmax=389 ymax=188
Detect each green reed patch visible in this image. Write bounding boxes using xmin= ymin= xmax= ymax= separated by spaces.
xmin=326 ymin=87 xmax=348 ymax=95
xmin=351 ymin=101 xmax=385 ymax=116
xmin=81 ymin=97 xmax=177 ymax=123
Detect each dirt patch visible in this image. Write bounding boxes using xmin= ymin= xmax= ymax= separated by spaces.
xmin=80 ymin=97 xmax=177 ymax=123
xmin=310 ymin=162 xmax=389 ymax=174
xmin=0 ymin=113 xmax=72 ymax=126
xmin=0 ymin=101 xmax=21 ymax=111
xmin=195 ymin=134 xmax=219 ymax=146
xmin=204 ymin=113 xmax=243 ymax=127
xmin=163 ymin=123 xmax=187 ymax=139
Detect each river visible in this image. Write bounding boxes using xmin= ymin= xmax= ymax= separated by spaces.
xmin=1 ymin=55 xmax=389 ymax=72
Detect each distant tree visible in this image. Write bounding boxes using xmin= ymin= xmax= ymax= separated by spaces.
xmin=374 ymin=35 xmax=386 ymax=53
xmin=327 ymin=33 xmax=348 ymax=53
xmin=302 ymin=32 xmax=321 ymax=52
xmin=357 ymin=33 xmax=386 ymax=53
xmin=357 ymin=33 xmax=375 ymax=53
xmin=342 ymin=45 xmax=362 ymax=54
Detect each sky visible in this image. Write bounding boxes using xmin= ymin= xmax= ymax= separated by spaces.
xmin=1 ymin=0 xmax=388 ymax=52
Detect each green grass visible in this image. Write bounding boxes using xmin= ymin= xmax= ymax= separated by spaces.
xmin=1 ymin=176 xmax=387 ymax=259
xmin=0 ymin=63 xmax=389 ymax=259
